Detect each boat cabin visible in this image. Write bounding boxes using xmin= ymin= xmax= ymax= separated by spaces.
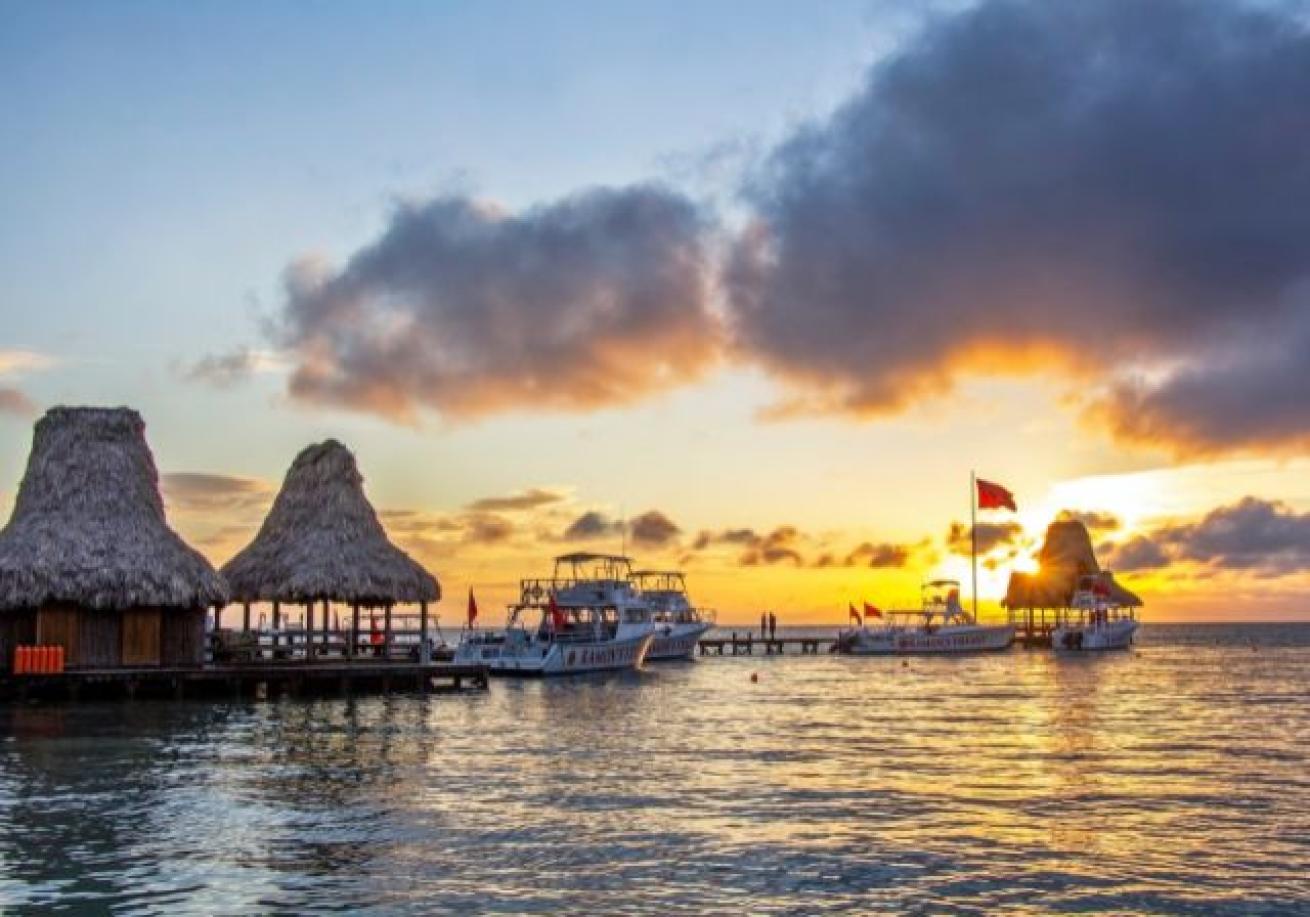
xmin=630 ymin=570 xmax=713 ymax=625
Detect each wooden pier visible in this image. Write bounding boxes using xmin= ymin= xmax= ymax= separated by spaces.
xmin=698 ymin=636 xmax=827 ymax=656
xmin=0 ymin=660 xmax=489 ymax=702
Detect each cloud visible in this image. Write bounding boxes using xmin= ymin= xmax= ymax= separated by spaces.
xmin=1100 ymin=535 xmax=1170 ymax=572
xmin=272 ymin=186 xmax=721 ymax=422
xmin=462 ymin=512 xmax=515 ymax=545
xmin=740 ymin=526 xmax=805 ymax=567
xmin=946 ymin=521 xmax=1023 ymax=556
xmin=1056 ymin=509 xmax=1121 ymax=534
xmin=1099 ymin=496 xmax=1310 ymax=576
xmin=692 ymin=528 xmax=759 ymax=550
xmin=0 ymin=388 xmax=35 ymax=418
xmin=725 ymin=0 xmax=1310 ymax=452
xmin=843 ymin=541 xmax=913 ymax=568
xmin=0 ymin=350 xmax=55 ymax=376
xmin=161 ymin=472 xmax=274 ymax=512
xmin=466 ymin=487 xmax=567 ymax=513
xmin=180 ymin=348 xmax=284 ymax=388
xmin=629 ymin=510 xmax=681 ymax=547
xmin=562 ymin=511 xmax=623 ymax=541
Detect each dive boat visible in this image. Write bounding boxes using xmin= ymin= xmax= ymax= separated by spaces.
xmin=1052 ymin=574 xmax=1139 ymax=652
xmin=630 ymin=570 xmax=715 ymax=661
xmin=832 ymin=580 xmax=1015 ymax=655
xmin=455 ymin=553 xmax=656 ymax=676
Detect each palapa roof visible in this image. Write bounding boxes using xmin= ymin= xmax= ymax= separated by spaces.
xmin=0 ymin=406 xmax=228 ymax=611
xmin=1003 ymin=519 xmax=1142 ymax=609
xmin=221 ymin=440 xmax=439 ymax=607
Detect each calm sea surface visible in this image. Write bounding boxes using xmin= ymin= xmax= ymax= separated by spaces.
xmin=1 ymin=623 xmax=1308 ymax=915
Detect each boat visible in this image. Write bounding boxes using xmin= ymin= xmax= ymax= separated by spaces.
xmin=630 ymin=570 xmax=715 ymax=660
xmin=454 ymin=553 xmax=656 ymax=676
xmin=1051 ymin=573 xmax=1139 ymax=652
xmin=832 ymin=580 xmax=1015 ymax=655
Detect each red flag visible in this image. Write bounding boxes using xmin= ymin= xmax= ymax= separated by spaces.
xmin=548 ymin=593 xmax=567 ymax=631
xmin=976 ymin=478 xmax=1017 ymax=511
xmin=848 ymin=602 xmax=862 ymax=626
xmin=467 ymin=587 xmax=478 ymax=627
xmin=863 ymin=602 xmax=883 ymax=619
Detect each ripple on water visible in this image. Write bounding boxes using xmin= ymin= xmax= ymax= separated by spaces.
xmin=0 ymin=624 xmax=1308 ymax=914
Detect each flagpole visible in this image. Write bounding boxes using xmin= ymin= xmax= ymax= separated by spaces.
xmin=971 ymin=469 xmax=978 ymax=622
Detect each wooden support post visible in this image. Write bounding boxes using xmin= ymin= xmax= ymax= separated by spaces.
xmin=242 ymin=602 xmax=251 ymax=632
xmin=322 ymin=599 xmax=331 ymax=657
xmin=272 ymin=601 xmax=281 ymax=654
xmin=350 ymin=604 xmax=360 ymax=660
xmin=305 ymin=602 xmax=315 ymax=660
xmin=384 ymin=604 xmax=393 ymax=661
xmin=419 ymin=600 xmax=429 ymax=663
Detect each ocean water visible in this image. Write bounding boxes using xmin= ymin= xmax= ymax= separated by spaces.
xmin=1 ymin=623 xmax=1308 ymax=915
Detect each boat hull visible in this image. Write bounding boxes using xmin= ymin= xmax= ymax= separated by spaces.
xmin=1052 ymin=619 xmax=1138 ymax=652
xmin=457 ymin=632 xmax=655 ymax=676
xmin=835 ymin=624 xmax=1015 ymax=655
xmin=645 ymin=621 xmax=713 ymax=661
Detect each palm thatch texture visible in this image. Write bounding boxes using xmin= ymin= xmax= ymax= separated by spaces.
xmin=0 ymin=406 xmax=227 ymax=611
xmin=1004 ymin=519 xmax=1142 ymax=609
xmin=221 ymin=440 xmax=440 ymax=608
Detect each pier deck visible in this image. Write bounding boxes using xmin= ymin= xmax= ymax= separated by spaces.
xmin=0 ymin=660 xmax=489 ymax=702
xmin=698 ymin=636 xmax=828 ymax=656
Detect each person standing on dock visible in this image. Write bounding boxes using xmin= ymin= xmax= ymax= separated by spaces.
xmin=768 ymin=612 xmax=777 ymax=639
xmin=760 ymin=612 xmax=767 ymax=638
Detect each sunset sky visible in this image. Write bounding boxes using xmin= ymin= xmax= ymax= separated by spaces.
xmin=4 ymin=0 xmax=1310 ymax=624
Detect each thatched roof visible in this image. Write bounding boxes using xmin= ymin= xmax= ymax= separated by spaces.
xmin=221 ymin=440 xmax=439 ymax=607
xmin=0 ymin=407 xmax=228 ymax=611
xmin=1003 ymin=519 xmax=1142 ymax=609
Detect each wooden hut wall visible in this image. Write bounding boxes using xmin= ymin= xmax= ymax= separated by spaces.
xmin=79 ymin=611 xmax=122 ymax=668
xmin=0 ymin=610 xmax=37 ymax=672
xmin=160 ymin=607 xmax=205 ymax=666
xmin=121 ymin=608 xmax=162 ymax=666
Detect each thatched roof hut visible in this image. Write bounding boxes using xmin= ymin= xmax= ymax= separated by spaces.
xmin=221 ymin=440 xmax=439 ymax=608
xmin=0 ymin=407 xmax=227 ymax=670
xmin=1004 ymin=519 xmax=1142 ymax=609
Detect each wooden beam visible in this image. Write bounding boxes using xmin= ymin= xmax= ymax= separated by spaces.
xmin=419 ymin=600 xmax=429 ymax=663
xmin=305 ymin=602 xmax=315 ymax=659
xmin=384 ymin=604 xmax=393 ymax=661
xmin=350 ymin=603 xmax=360 ymax=659
xmin=242 ymin=602 xmax=250 ymax=633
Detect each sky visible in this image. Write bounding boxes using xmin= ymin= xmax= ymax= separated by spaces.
xmin=4 ymin=0 xmax=1310 ymax=624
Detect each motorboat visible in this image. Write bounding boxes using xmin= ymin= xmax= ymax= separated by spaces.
xmin=1051 ymin=573 xmax=1139 ymax=652
xmin=832 ymin=580 xmax=1015 ymax=655
xmin=455 ymin=553 xmax=656 ymax=676
xmin=630 ymin=570 xmax=714 ymax=661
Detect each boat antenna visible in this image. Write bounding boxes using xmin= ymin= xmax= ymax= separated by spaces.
xmin=970 ymin=469 xmax=978 ymax=623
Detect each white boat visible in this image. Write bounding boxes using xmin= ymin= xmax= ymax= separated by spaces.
xmin=1051 ymin=574 xmax=1139 ymax=652
xmin=631 ymin=570 xmax=714 ymax=661
xmin=455 ymin=553 xmax=656 ymax=676
xmin=832 ymin=580 xmax=1015 ymax=655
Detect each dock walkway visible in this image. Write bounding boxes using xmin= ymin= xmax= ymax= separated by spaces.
xmin=698 ymin=636 xmax=828 ymax=656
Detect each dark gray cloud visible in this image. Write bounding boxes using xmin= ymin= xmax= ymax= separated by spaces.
xmin=843 ymin=541 xmax=913 ymax=568
xmin=629 ymin=510 xmax=681 ymax=547
xmin=727 ymin=0 xmax=1310 ymax=450
xmin=181 ymin=349 xmax=262 ymax=388
xmin=161 ymin=472 xmax=273 ymax=512
xmin=274 ymin=186 xmax=720 ymax=421
xmin=466 ymin=488 xmax=566 ymax=513
xmin=1099 ymin=496 xmax=1310 ymax=576
xmin=740 ymin=526 xmax=805 ymax=566
xmin=947 ymin=521 xmax=1023 ymax=556
xmin=562 ymin=511 xmax=623 ymax=541
xmin=0 ymin=388 xmax=35 ymax=418
xmin=462 ymin=513 xmax=515 ymax=545
xmin=1101 ymin=535 xmax=1170 ymax=572
xmin=692 ymin=528 xmax=759 ymax=550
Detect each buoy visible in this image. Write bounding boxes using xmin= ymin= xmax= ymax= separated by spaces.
xmin=750 ymin=672 xmax=759 ymax=683
xmin=901 ymin=659 xmax=909 ymax=668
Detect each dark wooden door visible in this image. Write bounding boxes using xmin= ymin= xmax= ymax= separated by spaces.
xmin=121 ymin=608 xmax=162 ymax=666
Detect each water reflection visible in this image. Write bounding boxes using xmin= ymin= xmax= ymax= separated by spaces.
xmin=1 ymin=624 xmax=1308 ymax=914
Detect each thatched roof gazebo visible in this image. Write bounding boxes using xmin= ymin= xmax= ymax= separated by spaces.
xmin=1004 ymin=518 xmax=1142 ymax=610
xmin=220 ymin=439 xmax=440 ymax=661
xmin=0 ymin=407 xmax=228 ymax=671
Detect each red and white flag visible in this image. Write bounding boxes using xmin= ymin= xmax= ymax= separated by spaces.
xmin=976 ymin=478 xmax=1017 ymax=511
